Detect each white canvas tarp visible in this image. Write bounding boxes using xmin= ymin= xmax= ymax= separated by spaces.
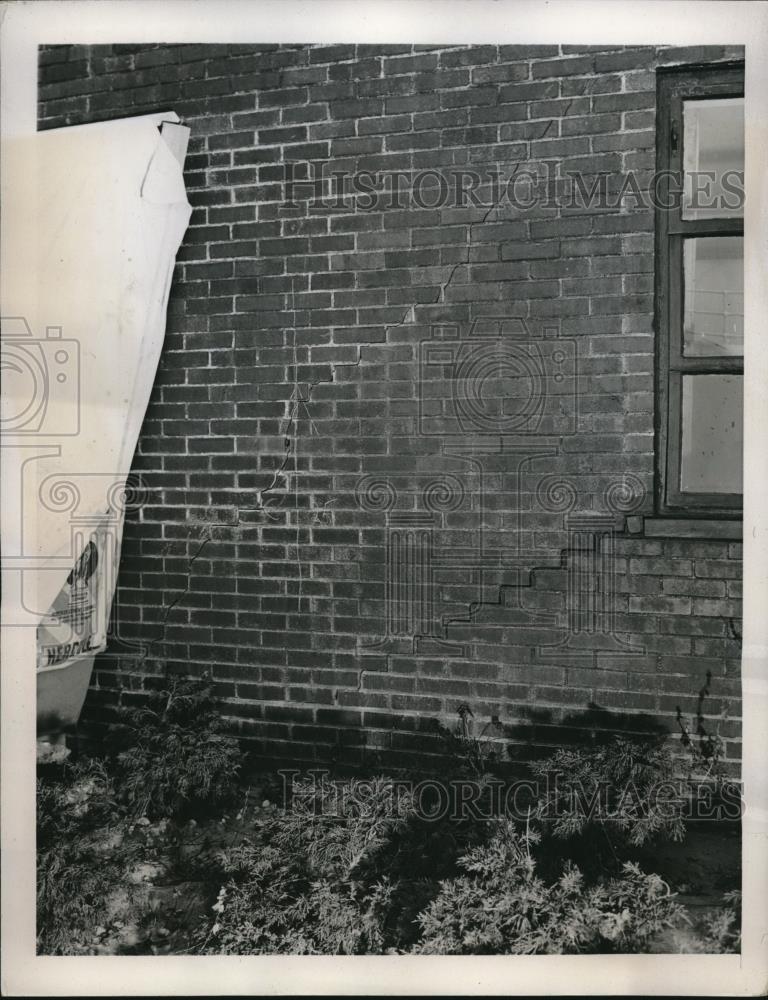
xmin=1 ymin=112 xmax=192 ymax=734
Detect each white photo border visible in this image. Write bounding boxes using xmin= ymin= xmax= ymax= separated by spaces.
xmin=2 ymin=1 xmax=767 ymax=995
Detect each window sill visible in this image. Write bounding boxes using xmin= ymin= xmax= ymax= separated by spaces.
xmin=625 ymin=516 xmax=742 ymax=540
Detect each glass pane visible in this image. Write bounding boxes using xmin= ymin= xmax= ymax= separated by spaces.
xmin=680 ymin=374 xmax=743 ymax=494
xmin=682 ymin=97 xmax=744 ymax=219
xmin=683 ymin=237 xmax=743 ymax=356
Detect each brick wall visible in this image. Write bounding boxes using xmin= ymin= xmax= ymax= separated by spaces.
xmin=38 ymin=43 xmax=744 ymax=774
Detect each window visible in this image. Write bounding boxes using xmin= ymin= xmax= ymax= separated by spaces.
xmin=655 ymin=65 xmax=744 ymax=517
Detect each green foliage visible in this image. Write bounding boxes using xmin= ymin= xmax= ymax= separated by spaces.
xmin=414 ymin=820 xmax=685 ymax=955
xmin=114 ymin=674 xmax=241 ymax=819
xmin=37 ymin=759 xmax=134 ymax=954
xmin=203 ymin=776 xmax=689 ymax=956
xmin=205 ymin=843 xmax=399 ymax=955
xmin=38 ymin=757 xmax=115 ymax=839
xmin=689 ymin=890 xmax=741 ymax=953
xmin=434 ymin=704 xmax=504 ymax=779
xmin=37 ymin=677 xmax=242 ymax=953
xmin=36 ymin=685 xmax=734 ymax=958
xmin=531 ymin=736 xmax=687 ymax=849
xmin=203 ymin=776 xmax=420 ymax=954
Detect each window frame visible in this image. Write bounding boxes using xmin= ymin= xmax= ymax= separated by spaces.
xmin=654 ymin=63 xmax=745 ymax=518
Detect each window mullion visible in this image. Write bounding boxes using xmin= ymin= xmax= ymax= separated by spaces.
xmin=669 ymin=218 xmax=743 ymax=236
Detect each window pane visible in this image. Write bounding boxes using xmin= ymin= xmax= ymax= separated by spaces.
xmin=682 ymin=97 xmax=744 ymax=219
xmin=683 ymin=237 xmax=743 ymax=356
xmin=680 ymin=374 xmax=743 ymax=494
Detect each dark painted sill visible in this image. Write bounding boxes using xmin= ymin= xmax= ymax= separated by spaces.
xmin=626 ymin=516 xmax=742 ymax=540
